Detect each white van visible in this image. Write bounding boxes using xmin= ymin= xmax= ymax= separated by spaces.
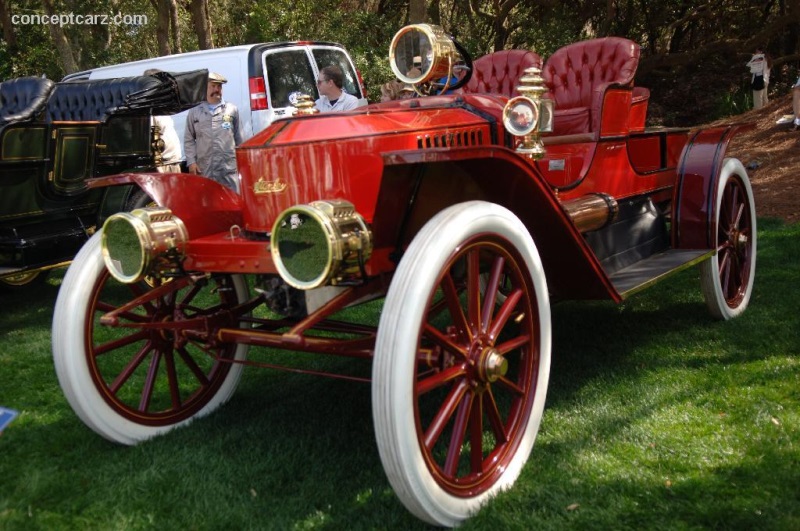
xmin=63 ymin=42 xmax=367 ymax=160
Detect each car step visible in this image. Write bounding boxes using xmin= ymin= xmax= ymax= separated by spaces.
xmin=610 ymin=248 xmax=714 ymax=298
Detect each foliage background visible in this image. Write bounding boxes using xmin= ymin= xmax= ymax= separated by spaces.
xmin=2 ymin=0 xmax=800 ymax=126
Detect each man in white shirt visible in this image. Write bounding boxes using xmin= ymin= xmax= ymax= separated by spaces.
xmin=314 ymin=65 xmax=359 ymax=112
xmin=144 ymin=69 xmax=182 ymax=172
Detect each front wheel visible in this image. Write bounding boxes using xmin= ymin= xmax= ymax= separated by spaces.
xmin=700 ymin=158 xmax=757 ymax=320
xmin=373 ymin=201 xmax=551 ymax=526
xmin=52 ymin=232 xmax=250 ymax=445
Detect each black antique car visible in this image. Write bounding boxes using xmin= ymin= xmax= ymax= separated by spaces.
xmin=0 ymin=70 xmax=206 ymax=288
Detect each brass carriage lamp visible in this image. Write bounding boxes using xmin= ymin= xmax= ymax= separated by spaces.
xmin=292 ymin=94 xmax=319 ymax=116
xmin=502 ymin=66 xmax=553 ymax=160
xmin=151 ymin=122 xmax=165 ymax=166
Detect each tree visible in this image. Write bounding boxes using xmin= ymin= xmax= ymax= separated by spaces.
xmin=185 ymin=0 xmax=213 ymax=49
xmin=0 ymin=0 xmax=16 ymax=50
xmin=409 ymin=0 xmax=426 ymax=22
xmin=41 ymin=0 xmax=79 ymax=73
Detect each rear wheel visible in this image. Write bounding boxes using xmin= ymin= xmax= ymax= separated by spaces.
xmin=53 ymin=232 xmax=249 ymax=444
xmin=700 ymin=158 xmax=756 ymax=320
xmin=125 ymin=187 xmax=155 ymax=210
xmin=373 ymin=201 xmax=551 ymax=526
xmin=0 ymin=270 xmax=49 ymax=290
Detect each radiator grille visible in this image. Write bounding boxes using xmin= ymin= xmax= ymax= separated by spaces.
xmin=417 ymin=128 xmax=483 ymax=149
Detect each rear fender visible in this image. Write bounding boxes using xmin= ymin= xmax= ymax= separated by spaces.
xmin=673 ymin=124 xmax=753 ymax=249
xmin=89 ymin=172 xmax=243 ymax=237
xmin=373 ymin=147 xmax=619 ymax=301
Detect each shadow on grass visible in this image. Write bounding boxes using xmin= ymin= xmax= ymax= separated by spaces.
xmin=2 ymin=220 xmax=797 ymax=529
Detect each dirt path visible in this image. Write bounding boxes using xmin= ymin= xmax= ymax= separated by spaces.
xmin=719 ymin=93 xmax=800 ymax=224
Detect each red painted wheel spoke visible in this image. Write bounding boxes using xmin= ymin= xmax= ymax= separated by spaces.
xmin=481 ymin=256 xmax=505 ymax=334
xmin=444 ymin=391 xmax=474 ymax=477
xmin=495 ymin=332 xmax=531 ymax=356
xmin=726 ymin=250 xmax=743 ymax=299
xmin=727 ymin=184 xmax=741 ymax=225
xmin=466 ymin=249 xmax=481 ymax=335
xmin=496 ymin=374 xmax=525 ymax=396
xmin=93 ymin=329 xmax=150 ymax=356
xmin=179 ymin=282 xmax=204 ymax=308
xmin=176 ymin=346 xmax=212 ymax=387
xmin=138 ymin=351 xmax=162 ymax=412
xmin=487 ymin=288 xmax=523 ymax=341
xmin=108 ymin=342 xmax=154 ymax=393
xmin=468 ymin=394 xmax=484 ymax=474
xmin=441 ymin=270 xmax=471 ymax=342
xmin=164 ymin=352 xmax=182 ymax=409
xmin=95 ymin=301 xmax=152 ymax=323
xmin=483 ymin=389 xmax=509 ymax=444
xmin=732 ymin=199 xmax=745 ymax=231
xmin=128 ymin=283 xmax=159 ymax=315
xmin=423 ymin=379 xmax=469 ymax=450
xmin=422 ymin=323 xmax=468 ymax=359
xmin=719 ymin=248 xmax=732 ymax=295
xmin=418 ymin=363 xmax=467 ymax=396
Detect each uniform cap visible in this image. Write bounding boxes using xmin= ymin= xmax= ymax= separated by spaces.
xmin=208 ymin=72 xmax=227 ymax=84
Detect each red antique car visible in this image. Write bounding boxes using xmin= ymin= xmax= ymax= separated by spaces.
xmin=51 ymin=25 xmax=756 ymax=526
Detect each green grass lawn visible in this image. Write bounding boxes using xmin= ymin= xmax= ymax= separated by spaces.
xmin=1 ymin=218 xmax=798 ymax=530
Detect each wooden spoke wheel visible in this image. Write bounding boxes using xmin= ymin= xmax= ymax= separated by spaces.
xmin=0 ymin=270 xmax=49 ymax=290
xmin=700 ymin=158 xmax=757 ymax=320
xmin=53 ymin=233 xmax=249 ymax=444
xmin=373 ymin=201 xmax=551 ymax=526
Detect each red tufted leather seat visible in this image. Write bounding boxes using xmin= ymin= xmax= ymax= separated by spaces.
xmin=542 ymin=37 xmax=640 ymax=136
xmin=629 ymin=86 xmax=650 ymax=132
xmin=462 ymin=50 xmax=543 ymax=97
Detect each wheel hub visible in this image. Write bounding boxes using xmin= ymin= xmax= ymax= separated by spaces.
xmin=477 ymin=346 xmax=508 ymax=383
xmin=735 ymin=232 xmax=748 ymax=253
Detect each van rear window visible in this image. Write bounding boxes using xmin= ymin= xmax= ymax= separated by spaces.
xmin=312 ymin=48 xmax=361 ymax=99
xmin=265 ymin=50 xmax=317 ymax=108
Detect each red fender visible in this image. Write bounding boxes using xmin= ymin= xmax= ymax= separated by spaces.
xmin=89 ymin=172 xmax=243 ymax=238
xmin=374 ymin=146 xmax=620 ymax=301
xmin=673 ymin=124 xmax=753 ymax=249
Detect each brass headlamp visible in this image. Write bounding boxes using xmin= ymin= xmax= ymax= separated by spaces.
xmin=271 ymin=200 xmax=372 ymax=290
xmin=102 ymin=207 xmax=187 ymax=283
xmin=389 ymin=24 xmax=460 ymax=86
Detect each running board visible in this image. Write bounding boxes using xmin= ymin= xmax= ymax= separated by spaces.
xmin=609 ymin=249 xmax=714 ymax=298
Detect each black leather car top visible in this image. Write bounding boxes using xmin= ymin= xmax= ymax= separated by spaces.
xmin=0 ymin=77 xmax=55 ymax=124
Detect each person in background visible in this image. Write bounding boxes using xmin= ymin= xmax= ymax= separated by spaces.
xmin=314 ymin=65 xmax=359 ymax=112
xmin=184 ymin=71 xmax=242 ymax=192
xmin=380 ymin=80 xmax=408 ymax=102
xmin=143 ymin=68 xmax=182 ymax=173
xmin=792 ymin=75 xmax=800 ymax=131
xmin=746 ymin=47 xmax=772 ymax=109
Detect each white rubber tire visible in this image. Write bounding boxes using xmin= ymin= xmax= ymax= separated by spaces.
xmin=372 ymin=201 xmax=551 ymax=526
xmin=700 ymin=158 xmax=757 ymax=320
xmin=52 ymin=232 xmax=249 ymax=445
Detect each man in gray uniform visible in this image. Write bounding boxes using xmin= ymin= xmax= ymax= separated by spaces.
xmin=185 ymin=72 xmax=242 ymax=192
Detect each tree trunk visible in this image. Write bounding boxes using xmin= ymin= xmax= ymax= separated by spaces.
xmin=186 ymin=0 xmax=214 ymax=49
xmin=41 ymin=0 xmax=79 ymax=74
xmin=428 ymin=0 xmax=441 ymax=25
xmin=0 ymin=0 xmax=16 ymax=50
xmin=409 ymin=0 xmax=426 ymax=23
xmin=170 ymin=0 xmax=182 ymax=54
xmin=152 ymin=0 xmax=172 ymax=55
